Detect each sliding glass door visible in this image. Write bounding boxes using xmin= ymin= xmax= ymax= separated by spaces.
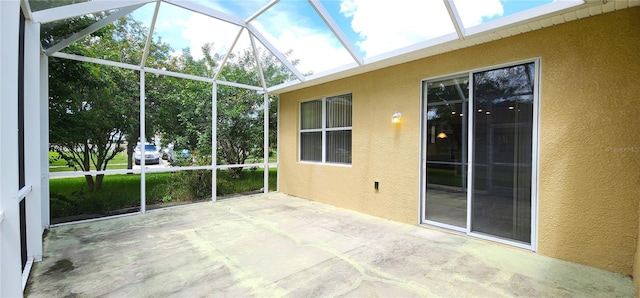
xmin=471 ymin=63 xmax=535 ymax=243
xmin=423 ymin=75 xmax=468 ymax=229
xmin=422 ymin=61 xmax=537 ymax=246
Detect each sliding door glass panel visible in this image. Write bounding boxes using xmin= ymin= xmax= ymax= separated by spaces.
xmin=424 ymin=75 xmax=468 ymax=228
xmin=471 ymin=63 xmax=535 ymax=243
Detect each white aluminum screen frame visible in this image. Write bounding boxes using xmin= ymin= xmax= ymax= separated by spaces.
xmin=23 ymin=0 xmax=600 ymax=95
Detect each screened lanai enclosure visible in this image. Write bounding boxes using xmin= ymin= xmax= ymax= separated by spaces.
xmin=1 ymin=0 xmax=638 ymax=296
xmin=42 ymin=0 xmax=302 ymax=224
xmin=28 ymin=0 xmax=593 ymax=225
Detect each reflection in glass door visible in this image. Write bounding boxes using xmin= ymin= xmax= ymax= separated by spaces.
xmin=471 ymin=63 xmax=535 ymax=243
xmin=423 ymin=75 xmax=469 ymax=229
xmin=422 ymin=61 xmax=537 ymax=245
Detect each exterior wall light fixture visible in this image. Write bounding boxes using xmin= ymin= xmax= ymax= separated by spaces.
xmin=392 ymin=112 xmax=402 ymax=124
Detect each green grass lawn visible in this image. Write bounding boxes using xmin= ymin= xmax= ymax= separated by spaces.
xmin=244 ymin=155 xmax=278 ymax=164
xmin=50 ymin=151 xmax=278 ymax=171
xmin=49 ymin=151 xmax=130 ymax=172
xmin=426 ymin=167 xmax=496 ymax=190
xmin=50 ymin=173 xmax=147 ymax=220
xmin=427 ymin=167 xmax=463 ymax=187
xmin=50 ymin=168 xmax=277 ymax=222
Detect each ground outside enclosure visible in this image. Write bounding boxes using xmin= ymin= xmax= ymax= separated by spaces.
xmin=26 ymin=193 xmax=633 ymax=297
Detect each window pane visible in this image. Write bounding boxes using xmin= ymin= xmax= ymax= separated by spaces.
xmin=472 ymin=63 xmax=534 ymax=243
xmin=426 ymin=163 xmax=467 ymax=228
xmin=327 ymin=94 xmax=352 ymax=128
xmin=300 ymin=132 xmax=322 ymax=162
xmin=424 ymin=76 xmax=469 ymax=105
xmin=424 ymin=74 xmax=468 ymax=228
xmin=326 ymin=130 xmax=351 ymax=164
xmin=301 ymin=100 xmax=322 ymax=129
xmin=425 ymin=103 xmax=465 ymax=163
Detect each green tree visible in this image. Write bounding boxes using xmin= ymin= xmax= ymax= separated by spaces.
xmin=29 ymin=0 xmax=86 ymax=12
xmin=216 ymin=48 xmax=297 ymax=176
xmin=146 ymin=46 xmax=214 ymax=160
xmin=48 ymin=58 xmax=130 ymax=190
xmin=47 ymin=16 xmax=170 ymax=190
xmin=151 ymin=46 xmax=296 ymax=177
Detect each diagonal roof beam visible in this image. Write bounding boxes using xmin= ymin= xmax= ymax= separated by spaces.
xmin=249 ymin=34 xmax=268 ymax=90
xmin=45 ymin=4 xmax=144 ymax=55
xmin=217 ymin=80 xmax=265 ymax=92
xmin=20 ymin=0 xmax=33 ymax=20
xmin=443 ymin=0 xmax=466 ymax=40
xmin=51 ymin=51 xmax=265 ymax=91
xmin=140 ymin=0 xmax=161 ymax=68
xmin=307 ymin=0 xmax=364 ymax=66
xmin=51 ymin=51 xmax=142 ymax=71
xmin=164 ymin=0 xmax=246 ymax=27
xmin=247 ymin=23 xmax=305 ymax=82
xmin=246 ymin=0 xmax=279 ymax=23
xmin=33 ymin=0 xmax=153 ymax=24
xmin=213 ymin=27 xmax=245 ymax=81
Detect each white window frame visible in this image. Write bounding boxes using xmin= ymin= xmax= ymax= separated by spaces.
xmin=299 ymin=93 xmax=352 ymax=164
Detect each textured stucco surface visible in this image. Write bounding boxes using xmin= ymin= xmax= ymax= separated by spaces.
xmin=279 ymin=7 xmax=640 ymax=276
xmin=636 ymin=201 xmax=640 ymax=295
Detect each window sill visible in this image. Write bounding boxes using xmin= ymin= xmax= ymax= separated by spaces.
xmin=298 ymin=161 xmax=352 ymax=168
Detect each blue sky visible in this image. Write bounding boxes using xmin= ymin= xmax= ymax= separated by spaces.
xmin=130 ymin=0 xmax=560 ymax=74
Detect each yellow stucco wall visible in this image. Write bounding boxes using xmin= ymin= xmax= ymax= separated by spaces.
xmin=278 ymin=7 xmax=640 ymax=275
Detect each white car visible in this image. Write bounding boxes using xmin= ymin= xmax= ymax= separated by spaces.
xmin=134 ymin=143 xmax=161 ymax=165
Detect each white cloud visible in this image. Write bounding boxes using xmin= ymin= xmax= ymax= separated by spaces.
xmin=251 ymin=13 xmax=354 ymax=75
xmin=147 ymin=0 xmax=503 ymax=76
xmin=150 ymin=2 xmax=247 ymax=60
xmin=140 ymin=1 xmax=351 ymax=76
xmin=180 ymin=12 xmax=245 ymax=59
xmin=454 ymin=0 xmax=504 ymax=26
xmin=176 ymin=7 xmax=353 ymax=75
xmin=340 ymin=0 xmax=503 ymax=58
xmin=134 ymin=0 xmax=505 ymax=75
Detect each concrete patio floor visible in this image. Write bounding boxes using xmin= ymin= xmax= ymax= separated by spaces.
xmin=26 ymin=193 xmax=633 ymax=297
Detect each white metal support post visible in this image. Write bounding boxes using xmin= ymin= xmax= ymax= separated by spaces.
xmin=276 ymin=96 xmax=281 ymax=192
xmin=248 ymin=33 xmax=269 ymax=194
xmin=40 ymin=54 xmax=50 ymax=229
xmin=212 ymin=82 xmax=217 ymax=201
xmin=0 ymin=1 xmax=24 ymax=296
xmin=465 ymin=72 xmax=474 ymax=235
xmin=140 ymin=70 xmax=146 ymax=213
xmin=263 ymin=92 xmax=269 ymax=194
xmin=24 ymin=15 xmax=44 ymax=262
